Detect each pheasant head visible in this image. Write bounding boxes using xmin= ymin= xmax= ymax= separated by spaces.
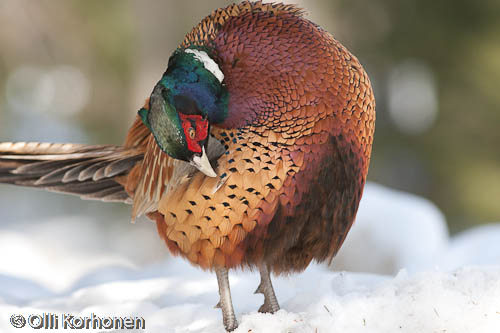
xmin=138 ymin=47 xmax=229 ymax=177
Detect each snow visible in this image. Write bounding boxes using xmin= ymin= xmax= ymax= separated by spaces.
xmin=334 ymin=183 xmax=450 ymax=274
xmin=438 ymin=224 xmax=500 ymax=270
xmin=0 ymin=182 xmax=499 ymax=332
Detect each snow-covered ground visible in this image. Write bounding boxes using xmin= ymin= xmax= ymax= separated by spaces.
xmin=0 ymin=182 xmax=499 ymax=332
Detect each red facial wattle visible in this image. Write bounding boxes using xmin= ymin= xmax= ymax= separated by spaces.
xmin=178 ymin=113 xmax=209 ymax=153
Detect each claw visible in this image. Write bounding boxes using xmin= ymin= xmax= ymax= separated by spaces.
xmin=259 ymin=303 xmax=275 ymax=313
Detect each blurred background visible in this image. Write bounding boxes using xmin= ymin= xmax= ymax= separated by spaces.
xmin=0 ymin=0 xmax=498 ymax=264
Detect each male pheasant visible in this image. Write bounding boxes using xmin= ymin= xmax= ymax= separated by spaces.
xmin=0 ymin=2 xmax=375 ymax=331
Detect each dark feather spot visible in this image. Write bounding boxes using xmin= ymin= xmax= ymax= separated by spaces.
xmin=228 ymin=184 xmax=237 ymax=189
xmin=202 ymin=195 xmax=210 ymax=200
xmin=189 ymin=201 xmax=196 ymax=206
xmin=222 ymin=202 xmax=230 ymax=207
xmin=186 ymin=209 xmax=193 ymax=214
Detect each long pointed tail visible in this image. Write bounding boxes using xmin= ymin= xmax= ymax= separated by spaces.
xmin=0 ymin=142 xmax=143 ymax=203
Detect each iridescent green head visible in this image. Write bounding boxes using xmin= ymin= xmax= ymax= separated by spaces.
xmin=138 ymin=47 xmax=229 ymax=177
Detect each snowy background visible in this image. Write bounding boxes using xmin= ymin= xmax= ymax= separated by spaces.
xmin=0 ymin=182 xmax=499 ymax=332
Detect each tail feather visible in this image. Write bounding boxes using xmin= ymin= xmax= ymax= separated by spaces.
xmin=0 ymin=142 xmax=143 ymax=203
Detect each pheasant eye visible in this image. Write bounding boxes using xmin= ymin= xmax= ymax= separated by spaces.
xmin=188 ymin=127 xmax=196 ymax=140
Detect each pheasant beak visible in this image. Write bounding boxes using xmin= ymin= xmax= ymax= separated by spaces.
xmin=190 ymin=146 xmax=217 ymax=177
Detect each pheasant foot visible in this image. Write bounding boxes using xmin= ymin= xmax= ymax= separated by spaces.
xmin=254 ymin=264 xmax=280 ymax=313
xmin=215 ymin=267 xmax=238 ymax=331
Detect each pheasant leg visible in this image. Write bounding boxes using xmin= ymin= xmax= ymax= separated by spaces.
xmin=215 ymin=268 xmax=238 ymax=331
xmin=255 ymin=264 xmax=280 ymax=313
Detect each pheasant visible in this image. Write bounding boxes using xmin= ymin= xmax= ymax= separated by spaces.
xmin=0 ymin=2 xmax=375 ymax=331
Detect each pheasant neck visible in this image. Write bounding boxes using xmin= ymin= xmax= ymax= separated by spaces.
xmin=161 ymin=49 xmax=229 ymax=124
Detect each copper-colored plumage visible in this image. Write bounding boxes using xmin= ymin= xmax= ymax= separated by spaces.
xmin=0 ymin=1 xmax=375 ymax=272
xmin=0 ymin=2 xmax=375 ymax=330
xmin=123 ymin=2 xmax=375 ymax=273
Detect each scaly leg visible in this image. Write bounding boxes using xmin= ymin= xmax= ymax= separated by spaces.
xmin=215 ymin=268 xmax=238 ymax=331
xmin=255 ymin=264 xmax=280 ymax=313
